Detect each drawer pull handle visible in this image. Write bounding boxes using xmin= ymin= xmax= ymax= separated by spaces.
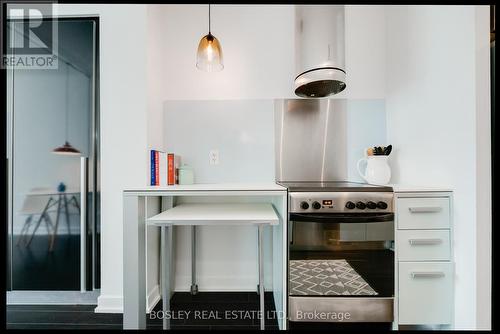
xmin=411 ymin=271 xmax=445 ymax=278
xmin=409 ymin=238 xmax=443 ymax=245
xmin=408 ymin=206 xmax=442 ymax=213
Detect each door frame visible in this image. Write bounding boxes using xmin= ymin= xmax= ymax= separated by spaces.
xmin=4 ymin=16 xmax=100 ymax=295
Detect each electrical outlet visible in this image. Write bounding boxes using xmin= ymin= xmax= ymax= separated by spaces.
xmin=209 ymin=149 xmax=219 ymax=165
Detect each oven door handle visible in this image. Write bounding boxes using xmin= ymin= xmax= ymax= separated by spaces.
xmin=289 ymin=212 xmax=394 ymax=223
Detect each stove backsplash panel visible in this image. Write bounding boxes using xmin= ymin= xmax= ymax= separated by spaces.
xmin=274 ymin=99 xmax=386 ymax=182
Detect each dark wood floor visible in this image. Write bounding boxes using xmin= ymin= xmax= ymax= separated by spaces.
xmin=7 ymin=292 xmax=279 ymax=330
xmin=11 ymin=235 xmax=81 ymax=290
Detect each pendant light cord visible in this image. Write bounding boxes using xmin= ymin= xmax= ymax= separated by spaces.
xmin=208 ymin=4 xmax=211 ymax=34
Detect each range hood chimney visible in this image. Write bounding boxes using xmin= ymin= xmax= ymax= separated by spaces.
xmin=294 ymin=5 xmax=346 ymax=98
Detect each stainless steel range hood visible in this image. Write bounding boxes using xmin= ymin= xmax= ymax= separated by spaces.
xmin=294 ymin=5 xmax=346 ymax=98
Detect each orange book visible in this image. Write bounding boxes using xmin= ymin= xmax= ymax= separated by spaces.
xmin=167 ymin=153 xmax=175 ymax=185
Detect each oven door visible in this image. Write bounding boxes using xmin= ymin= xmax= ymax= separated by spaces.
xmin=288 ymin=212 xmax=394 ymax=323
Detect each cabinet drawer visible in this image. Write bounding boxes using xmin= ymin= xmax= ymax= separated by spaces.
xmin=397 ymin=230 xmax=451 ymax=261
xmin=398 ymin=262 xmax=453 ymax=325
xmin=397 ymin=198 xmax=450 ymax=229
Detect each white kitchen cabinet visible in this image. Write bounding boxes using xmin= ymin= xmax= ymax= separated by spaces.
xmin=398 ymin=262 xmax=454 ymax=325
xmin=394 ymin=190 xmax=454 ymax=328
xmin=397 ymin=197 xmax=450 ymax=230
xmin=397 ymin=229 xmax=451 ymax=261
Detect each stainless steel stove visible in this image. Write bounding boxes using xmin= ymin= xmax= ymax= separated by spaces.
xmin=277 ymin=181 xmax=393 ymax=193
xmin=274 ymin=100 xmax=395 ymax=326
xmin=278 ymin=181 xmax=395 ymax=325
xmin=278 ymin=181 xmax=393 ymax=214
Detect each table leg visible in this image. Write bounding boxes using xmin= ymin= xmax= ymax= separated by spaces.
xmin=258 ymin=224 xmax=265 ymax=330
xmin=123 ymin=195 xmax=146 ymax=329
xmin=49 ymin=195 xmax=62 ymax=251
xmin=17 ymin=215 xmax=32 ymax=246
xmin=191 ymin=226 xmax=198 ymax=295
xmin=26 ymin=197 xmax=53 ymax=246
xmin=63 ymin=194 xmax=71 ymax=235
xmin=161 ymin=226 xmax=171 ymax=330
xmin=70 ymin=195 xmax=81 ymax=213
xmin=43 ymin=212 xmax=53 ymax=234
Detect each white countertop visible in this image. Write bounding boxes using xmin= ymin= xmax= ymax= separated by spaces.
xmin=123 ymin=182 xmax=287 ymax=193
xmin=124 ymin=182 xmax=452 ymax=193
xmin=390 ymin=184 xmax=453 ymax=193
xmin=147 ymin=203 xmax=279 ymax=226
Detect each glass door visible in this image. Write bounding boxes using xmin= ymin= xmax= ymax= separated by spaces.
xmin=289 ymin=216 xmax=394 ymax=298
xmin=6 ymin=18 xmax=99 ymax=292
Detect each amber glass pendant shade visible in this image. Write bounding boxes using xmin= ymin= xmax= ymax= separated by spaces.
xmin=196 ymin=33 xmax=223 ymax=72
xmin=196 ymin=4 xmax=223 ymax=72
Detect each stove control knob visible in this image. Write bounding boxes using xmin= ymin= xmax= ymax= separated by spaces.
xmin=356 ymin=202 xmax=366 ymax=210
xmin=312 ymin=201 xmax=322 ymax=210
xmin=345 ymin=201 xmax=356 ymax=210
xmin=377 ymin=201 xmax=388 ymax=210
xmin=300 ymin=202 xmax=309 ymax=210
xmin=366 ymin=201 xmax=377 ymax=209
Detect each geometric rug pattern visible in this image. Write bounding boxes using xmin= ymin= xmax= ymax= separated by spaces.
xmin=289 ymin=259 xmax=378 ymax=296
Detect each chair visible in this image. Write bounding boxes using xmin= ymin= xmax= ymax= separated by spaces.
xmin=17 ymin=188 xmax=55 ymax=248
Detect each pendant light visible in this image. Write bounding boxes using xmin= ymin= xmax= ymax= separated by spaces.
xmin=196 ymin=4 xmax=223 ymax=72
xmin=52 ymin=63 xmax=81 ymax=156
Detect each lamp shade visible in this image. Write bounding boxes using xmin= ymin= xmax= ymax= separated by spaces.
xmin=196 ymin=33 xmax=223 ymax=72
xmin=52 ymin=64 xmax=81 ymax=156
xmin=52 ymin=141 xmax=81 ymax=156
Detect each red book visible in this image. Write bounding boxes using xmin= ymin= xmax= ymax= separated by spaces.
xmin=155 ymin=151 xmax=160 ymax=186
xmin=167 ymin=153 xmax=175 ymax=185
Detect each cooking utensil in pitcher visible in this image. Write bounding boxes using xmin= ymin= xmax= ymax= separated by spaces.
xmin=384 ymin=145 xmax=392 ymax=156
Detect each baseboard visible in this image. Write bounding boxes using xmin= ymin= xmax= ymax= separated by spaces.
xmin=7 ymin=290 xmax=99 ymax=305
xmin=95 ymin=294 xmax=122 ymax=313
xmin=146 ymin=284 xmax=161 ymax=313
xmin=95 ymin=284 xmax=160 ymax=314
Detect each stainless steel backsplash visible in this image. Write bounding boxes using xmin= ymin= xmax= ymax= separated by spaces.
xmin=274 ymin=99 xmax=348 ymax=182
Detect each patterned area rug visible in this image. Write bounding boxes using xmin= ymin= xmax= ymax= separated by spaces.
xmin=289 ymin=259 xmax=378 ymax=296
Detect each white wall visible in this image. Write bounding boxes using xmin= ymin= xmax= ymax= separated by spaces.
xmin=385 ymin=5 xmax=491 ymax=329
xmin=473 ymin=6 xmax=492 ymax=330
xmin=346 ymin=100 xmax=387 ymax=182
xmin=163 ymin=100 xmax=275 ymax=183
xmin=145 ymin=4 xmax=387 ymax=101
xmin=152 ymin=4 xmax=295 ymax=100
xmin=147 ymin=6 xmax=166 ymax=152
xmin=54 ymin=4 xmax=149 ymax=313
xmin=342 ymin=5 xmax=386 ymax=99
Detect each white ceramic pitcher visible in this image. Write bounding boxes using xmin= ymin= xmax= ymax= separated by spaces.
xmin=357 ymin=155 xmax=391 ymax=185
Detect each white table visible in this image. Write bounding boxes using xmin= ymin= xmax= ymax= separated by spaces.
xmin=122 ymin=183 xmax=288 ymax=330
xmin=148 ymin=203 xmax=279 ymax=330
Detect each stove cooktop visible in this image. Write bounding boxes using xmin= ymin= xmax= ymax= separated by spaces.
xmin=276 ymin=181 xmax=393 ymax=192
